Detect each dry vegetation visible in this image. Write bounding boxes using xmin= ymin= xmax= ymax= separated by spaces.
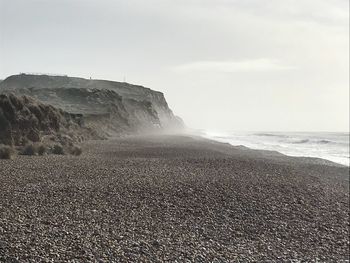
xmin=37 ymin=144 xmax=47 ymax=155
xmin=69 ymin=145 xmax=83 ymax=156
xmin=21 ymin=143 xmax=37 ymax=156
xmin=52 ymin=144 xmax=65 ymax=155
xmin=0 ymin=144 xmax=15 ymax=159
xmin=0 ymin=93 xmax=90 ymax=159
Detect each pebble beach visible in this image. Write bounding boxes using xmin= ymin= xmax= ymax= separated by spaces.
xmin=0 ymin=135 xmax=349 ymax=262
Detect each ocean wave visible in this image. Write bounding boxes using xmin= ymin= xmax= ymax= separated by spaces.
xmin=290 ymin=139 xmax=309 ymax=144
xmin=254 ymin=133 xmax=289 ymax=138
xmin=317 ymin=139 xmax=332 ymax=144
xmin=289 ymin=139 xmax=334 ymax=145
xmin=203 ymin=131 xmax=349 ymax=166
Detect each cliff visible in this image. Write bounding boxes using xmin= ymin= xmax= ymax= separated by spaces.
xmin=0 ymin=93 xmax=98 ymax=147
xmin=0 ymin=74 xmax=184 ymax=136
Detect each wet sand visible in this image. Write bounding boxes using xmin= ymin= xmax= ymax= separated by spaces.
xmin=0 ymin=135 xmax=349 ymax=262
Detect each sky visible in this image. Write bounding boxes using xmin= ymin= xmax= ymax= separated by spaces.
xmin=0 ymin=0 xmax=349 ymax=132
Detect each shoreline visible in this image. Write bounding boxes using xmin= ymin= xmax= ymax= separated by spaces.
xmin=0 ymin=134 xmax=349 ymax=261
xmin=197 ymin=131 xmax=349 ymax=167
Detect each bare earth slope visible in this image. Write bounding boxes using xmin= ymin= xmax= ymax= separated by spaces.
xmin=0 ymin=135 xmax=348 ymax=262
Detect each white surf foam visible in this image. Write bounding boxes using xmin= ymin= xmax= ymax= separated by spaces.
xmin=201 ymin=131 xmax=349 ymax=166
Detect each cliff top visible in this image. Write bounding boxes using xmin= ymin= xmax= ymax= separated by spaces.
xmin=0 ymin=73 xmax=165 ymax=101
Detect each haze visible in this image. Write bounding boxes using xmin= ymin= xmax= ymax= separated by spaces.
xmin=0 ymin=0 xmax=348 ymax=132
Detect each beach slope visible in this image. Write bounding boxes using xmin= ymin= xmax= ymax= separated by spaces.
xmin=0 ymin=135 xmax=348 ymax=261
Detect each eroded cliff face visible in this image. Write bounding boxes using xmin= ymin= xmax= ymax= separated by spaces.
xmin=0 ymin=74 xmax=184 ymax=135
xmin=0 ymin=94 xmax=97 ymax=146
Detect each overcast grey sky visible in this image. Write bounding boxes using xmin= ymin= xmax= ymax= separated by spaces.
xmin=0 ymin=0 xmax=349 ymax=132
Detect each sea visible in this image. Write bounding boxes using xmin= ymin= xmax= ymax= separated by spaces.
xmin=201 ymin=131 xmax=350 ymax=166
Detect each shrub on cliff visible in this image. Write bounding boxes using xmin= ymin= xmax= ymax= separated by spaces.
xmin=21 ymin=143 xmax=37 ymax=156
xmin=69 ymin=145 xmax=82 ymax=156
xmin=0 ymin=144 xmax=15 ymax=159
xmin=52 ymin=144 xmax=64 ymax=155
xmin=37 ymin=144 xmax=47 ymax=156
xmin=0 ymin=93 xmax=95 ymax=149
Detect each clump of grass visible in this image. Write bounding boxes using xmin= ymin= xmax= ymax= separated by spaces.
xmin=37 ymin=143 xmax=47 ymax=156
xmin=0 ymin=144 xmax=15 ymax=159
xmin=21 ymin=143 xmax=37 ymax=156
xmin=52 ymin=144 xmax=64 ymax=155
xmin=69 ymin=145 xmax=82 ymax=156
